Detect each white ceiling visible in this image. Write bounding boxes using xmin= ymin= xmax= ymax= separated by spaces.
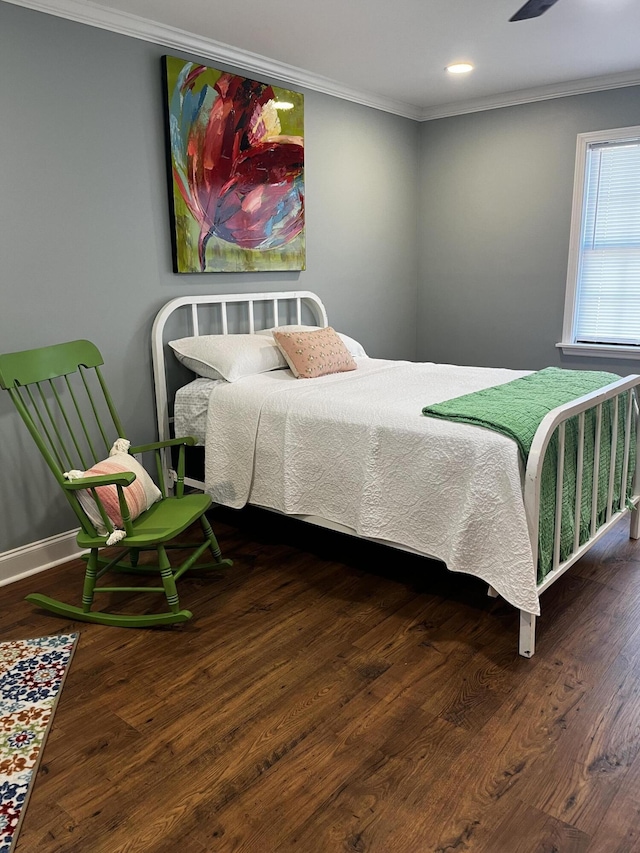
xmin=8 ymin=0 xmax=640 ymax=119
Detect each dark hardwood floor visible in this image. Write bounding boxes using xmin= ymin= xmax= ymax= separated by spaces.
xmin=4 ymin=506 xmax=640 ymax=852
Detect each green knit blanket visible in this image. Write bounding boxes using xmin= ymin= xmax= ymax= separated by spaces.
xmin=422 ymin=367 xmax=634 ymax=581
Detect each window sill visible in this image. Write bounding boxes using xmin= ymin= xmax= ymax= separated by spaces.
xmin=557 ymin=342 xmax=640 ymax=360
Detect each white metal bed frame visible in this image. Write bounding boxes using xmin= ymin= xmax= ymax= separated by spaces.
xmin=152 ymin=291 xmax=640 ymax=658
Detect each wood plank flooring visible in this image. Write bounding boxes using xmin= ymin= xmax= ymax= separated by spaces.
xmin=3 ymin=506 xmax=640 ymax=852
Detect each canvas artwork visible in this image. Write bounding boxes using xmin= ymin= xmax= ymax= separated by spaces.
xmin=163 ymin=55 xmax=305 ymax=273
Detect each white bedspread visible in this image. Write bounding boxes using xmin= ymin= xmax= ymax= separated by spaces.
xmin=203 ymin=358 xmax=541 ymax=614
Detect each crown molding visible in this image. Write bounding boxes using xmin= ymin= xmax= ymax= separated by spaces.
xmin=1 ymin=0 xmax=422 ymax=120
xmin=4 ymin=0 xmax=640 ymax=123
xmin=418 ymin=69 xmax=640 ymax=121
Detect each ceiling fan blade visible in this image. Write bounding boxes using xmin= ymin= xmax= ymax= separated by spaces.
xmin=510 ymin=0 xmax=561 ymax=21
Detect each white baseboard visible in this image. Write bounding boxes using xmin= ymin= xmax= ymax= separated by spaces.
xmin=0 ymin=529 xmax=83 ymax=587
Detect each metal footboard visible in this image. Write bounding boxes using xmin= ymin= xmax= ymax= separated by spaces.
xmin=519 ymin=374 xmax=640 ymax=657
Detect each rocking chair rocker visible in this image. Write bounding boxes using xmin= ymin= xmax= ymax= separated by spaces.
xmin=0 ymin=339 xmax=232 ymax=627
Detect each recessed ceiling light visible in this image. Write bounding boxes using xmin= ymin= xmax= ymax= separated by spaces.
xmin=446 ymin=63 xmax=474 ymax=74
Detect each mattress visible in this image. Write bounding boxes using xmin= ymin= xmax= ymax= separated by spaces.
xmin=198 ymin=357 xmax=542 ymax=614
xmin=174 ymin=377 xmax=225 ymax=445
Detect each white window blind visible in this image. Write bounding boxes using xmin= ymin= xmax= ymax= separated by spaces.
xmin=574 ymin=136 xmax=640 ymax=346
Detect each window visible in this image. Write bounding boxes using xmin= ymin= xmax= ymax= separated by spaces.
xmin=560 ymin=125 xmax=640 ymax=359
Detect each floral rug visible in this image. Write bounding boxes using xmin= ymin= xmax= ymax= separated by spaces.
xmin=0 ymin=634 xmax=78 ymax=853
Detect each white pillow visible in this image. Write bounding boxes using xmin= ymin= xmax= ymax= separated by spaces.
xmin=169 ymin=334 xmax=287 ymax=382
xmin=256 ymin=325 xmax=367 ymax=357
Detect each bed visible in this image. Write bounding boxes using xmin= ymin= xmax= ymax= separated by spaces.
xmin=152 ymin=291 xmax=640 ymax=657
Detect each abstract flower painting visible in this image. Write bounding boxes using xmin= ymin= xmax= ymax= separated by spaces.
xmin=163 ymin=56 xmax=305 ymax=273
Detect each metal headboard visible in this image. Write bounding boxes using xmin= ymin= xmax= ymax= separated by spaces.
xmin=151 ymin=291 xmax=328 ymax=484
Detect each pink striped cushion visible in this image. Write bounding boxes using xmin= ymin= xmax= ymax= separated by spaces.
xmin=75 ymin=453 xmax=161 ymax=534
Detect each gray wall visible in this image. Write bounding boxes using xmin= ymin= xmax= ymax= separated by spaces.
xmin=0 ymin=3 xmax=419 ymax=551
xmin=417 ymin=87 xmax=640 ymax=373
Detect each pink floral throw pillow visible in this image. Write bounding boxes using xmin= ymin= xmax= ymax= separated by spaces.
xmin=272 ymin=327 xmax=357 ymax=379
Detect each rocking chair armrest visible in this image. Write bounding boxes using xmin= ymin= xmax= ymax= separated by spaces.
xmin=63 ymin=471 xmax=137 ymax=490
xmin=129 ymin=436 xmax=196 ymax=453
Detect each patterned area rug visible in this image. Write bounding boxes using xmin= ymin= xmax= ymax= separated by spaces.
xmin=0 ymin=634 xmax=78 ymax=853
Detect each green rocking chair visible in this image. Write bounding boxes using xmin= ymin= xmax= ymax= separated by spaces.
xmin=0 ymin=339 xmax=232 ymax=627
